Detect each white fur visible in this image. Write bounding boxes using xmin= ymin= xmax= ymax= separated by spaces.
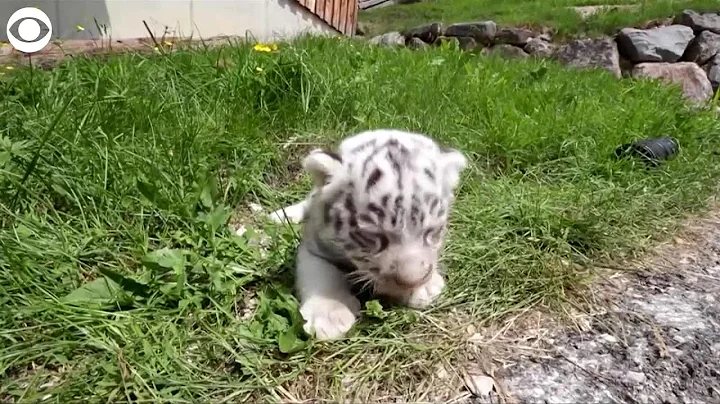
xmin=295 ymin=244 xmax=361 ymax=339
xmin=268 ymin=200 xmax=307 ymax=224
xmin=268 ymin=130 xmax=467 ymax=340
xmin=403 ymin=270 xmax=446 ymax=309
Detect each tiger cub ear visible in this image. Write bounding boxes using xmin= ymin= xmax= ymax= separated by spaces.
xmin=439 ymin=147 xmax=467 ymax=191
xmin=302 ymin=149 xmax=344 ymax=187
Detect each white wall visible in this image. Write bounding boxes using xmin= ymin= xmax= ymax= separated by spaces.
xmin=1 ymin=0 xmax=338 ymax=42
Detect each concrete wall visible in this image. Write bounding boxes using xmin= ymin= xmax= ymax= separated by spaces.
xmin=1 ymin=0 xmax=338 ymax=42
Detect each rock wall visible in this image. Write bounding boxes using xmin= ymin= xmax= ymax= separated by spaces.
xmin=368 ymin=9 xmax=720 ymax=105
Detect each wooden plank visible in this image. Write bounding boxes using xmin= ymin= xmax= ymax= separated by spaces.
xmin=343 ymin=0 xmax=354 ymax=36
xmin=332 ymin=0 xmax=341 ymax=32
xmin=348 ymin=0 xmax=357 ymax=35
xmin=338 ymin=0 xmax=348 ymax=35
xmin=324 ymin=0 xmax=334 ymax=28
xmin=316 ymin=0 xmax=326 ymax=21
xmin=306 ymin=0 xmax=317 ymax=17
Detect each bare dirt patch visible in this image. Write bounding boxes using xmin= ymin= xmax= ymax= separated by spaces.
xmin=481 ymin=210 xmax=720 ymax=404
xmin=0 ymin=36 xmax=241 ymax=69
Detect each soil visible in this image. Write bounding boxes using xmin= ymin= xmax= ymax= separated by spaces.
xmin=484 ymin=212 xmax=720 ymax=404
xmin=0 ymin=36 xmax=240 ymax=69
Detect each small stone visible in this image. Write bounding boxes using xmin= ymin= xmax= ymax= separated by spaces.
xmin=617 ymin=25 xmax=695 ymax=63
xmin=524 ymin=37 xmax=556 ymax=58
xmin=675 ymin=9 xmax=720 ymax=34
xmin=558 ymin=37 xmax=621 ymax=78
xmin=434 ymin=364 xmax=450 ymax=379
xmin=571 ymin=5 xmax=639 ymax=19
xmin=369 ymin=31 xmax=406 ymax=47
xmin=403 ymin=22 xmax=442 ymax=44
xmin=468 ymin=333 xmax=483 ymax=343
xmin=682 ymin=30 xmax=720 ymax=64
xmin=444 ymin=21 xmax=497 ymax=44
xmin=632 ymin=62 xmax=714 ymax=104
xmin=599 ymin=334 xmax=618 ymax=343
xmin=482 ymin=44 xmax=529 ymax=59
xmin=704 ymin=53 xmax=720 ymax=90
xmin=711 ymin=342 xmax=720 ymax=356
xmin=464 ymin=374 xmax=495 ymax=397
xmin=495 ymin=27 xmax=535 ymax=46
xmin=407 ymin=37 xmax=429 ymax=50
xmin=538 ymin=32 xmax=553 ymax=42
xmin=625 ymin=371 xmax=646 ymax=385
xmin=248 ymin=203 xmax=264 ymax=213
xmin=673 ymin=335 xmax=687 ymax=344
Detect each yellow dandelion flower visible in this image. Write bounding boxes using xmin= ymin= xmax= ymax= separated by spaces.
xmin=76 ymin=25 xmax=85 ymax=32
xmin=253 ymin=44 xmax=272 ymax=52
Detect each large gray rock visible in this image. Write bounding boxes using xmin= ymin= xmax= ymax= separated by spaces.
xmin=703 ymin=54 xmax=720 ymax=90
xmin=675 ymin=9 xmax=720 ymax=34
xmin=632 ymin=62 xmax=713 ymax=104
xmin=482 ymin=44 xmax=530 ymax=59
xmin=494 ymin=28 xmax=535 ymax=46
xmin=616 ymin=25 xmax=695 ymax=63
xmin=402 ymin=23 xmax=442 ymax=44
xmin=557 ymin=38 xmax=621 ymax=78
xmin=524 ymin=38 xmax=556 ymax=58
xmin=444 ymin=21 xmax=497 ymax=44
xmin=369 ymin=31 xmax=406 ymax=47
xmin=683 ymin=30 xmax=720 ymax=64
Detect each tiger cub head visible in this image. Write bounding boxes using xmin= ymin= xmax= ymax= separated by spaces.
xmin=302 ymin=130 xmax=467 ymax=299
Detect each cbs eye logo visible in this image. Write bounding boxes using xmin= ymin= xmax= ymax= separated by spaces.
xmin=6 ymin=7 xmax=53 ymax=53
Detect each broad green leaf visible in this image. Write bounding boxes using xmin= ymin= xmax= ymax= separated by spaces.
xmin=200 ymin=185 xmax=213 ymax=208
xmin=143 ymin=247 xmax=184 ymax=270
xmin=0 ymin=151 xmax=10 ymax=167
xmin=97 ymin=267 xmax=151 ymax=298
xmin=197 ymin=206 xmax=232 ymax=232
xmin=278 ymin=330 xmax=306 ymax=354
xmin=137 ymin=180 xmax=159 ymax=203
xmin=136 ymin=179 xmax=168 ymax=209
xmin=61 ymin=277 xmax=128 ymax=306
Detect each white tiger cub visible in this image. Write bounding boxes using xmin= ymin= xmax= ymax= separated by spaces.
xmin=269 ymin=129 xmax=467 ymax=340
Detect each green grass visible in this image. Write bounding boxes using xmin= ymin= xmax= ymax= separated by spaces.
xmin=2 ymin=36 xmax=720 ymax=402
xmin=360 ymin=0 xmax=720 ymax=38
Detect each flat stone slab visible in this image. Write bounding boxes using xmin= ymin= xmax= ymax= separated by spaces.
xmin=617 ymin=25 xmax=695 ymax=63
xmin=557 ymin=37 xmax=621 ymax=78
